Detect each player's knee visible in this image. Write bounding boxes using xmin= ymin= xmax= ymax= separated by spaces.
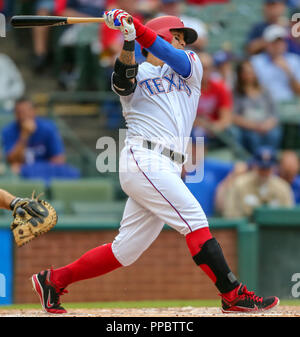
xmin=111 ymin=240 xmax=141 ymax=267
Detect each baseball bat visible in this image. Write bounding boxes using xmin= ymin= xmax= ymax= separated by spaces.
xmin=10 ymin=15 xmax=133 ymax=28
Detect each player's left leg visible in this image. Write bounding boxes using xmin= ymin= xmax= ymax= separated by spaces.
xmin=185 ymin=228 xmax=279 ymax=312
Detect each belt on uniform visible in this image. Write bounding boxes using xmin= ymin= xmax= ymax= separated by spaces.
xmin=142 ymin=140 xmax=185 ymax=165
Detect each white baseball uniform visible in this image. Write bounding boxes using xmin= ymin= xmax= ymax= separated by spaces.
xmin=112 ymin=50 xmax=209 ymax=266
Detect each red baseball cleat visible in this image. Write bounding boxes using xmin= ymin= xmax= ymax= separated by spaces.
xmin=32 ymin=269 xmax=67 ymax=314
xmin=221 ymin=284 xmax=279 ymax=313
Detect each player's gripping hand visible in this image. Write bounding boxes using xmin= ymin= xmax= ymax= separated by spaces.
xmin=103 ymin=9 xmax=136 ymax=41
xmin=10 ymin=192 xmax=58 ymax=247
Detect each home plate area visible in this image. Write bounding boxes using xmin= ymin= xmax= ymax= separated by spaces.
xmin=0 ymin=306 xmax=299 ymax=317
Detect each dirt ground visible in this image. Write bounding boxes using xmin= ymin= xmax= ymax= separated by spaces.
xmin=0 ymin=306 xmax=299 ymax=317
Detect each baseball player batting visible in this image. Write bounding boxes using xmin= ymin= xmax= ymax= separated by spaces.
xmin=31 ymin=9 xmax=279 ymax=314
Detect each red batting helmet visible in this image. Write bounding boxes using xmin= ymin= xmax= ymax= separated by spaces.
xmin=145 ymin=15 xmax=198 ymax=45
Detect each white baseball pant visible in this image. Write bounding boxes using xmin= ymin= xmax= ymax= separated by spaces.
xmin=111 ymin=141 xmax=209 ymax=266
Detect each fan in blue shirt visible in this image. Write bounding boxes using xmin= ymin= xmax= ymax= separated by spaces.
xmin=1 ymin=98 xmax=65 ymax=173
xmin=246 ymin=0 xmax=287 ymax=55
xmin=251 ymin=24 xmax=300 ymax=102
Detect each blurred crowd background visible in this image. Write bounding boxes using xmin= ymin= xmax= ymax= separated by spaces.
xmin=1 ymin=0 xmax=300 ymax=221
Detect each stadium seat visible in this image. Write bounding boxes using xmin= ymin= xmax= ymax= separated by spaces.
xmin=20 ymin=162 xmax=81 ymax=183
xmin=71 ymin=200 xmax=126 ymax=218
xmin=185 ymin=159 xmax=233 ymax=216
xmin=50 ymin=178 xmax=114 ymax=214
xmin=50 ymin=178 xmax=115 ymax=201
xmin=50 ymin=178 xmax=115 ymax=214
xmin=185 ymin=0 xmax=263 ymax=54
xmin=49 ymin=200 xmax=65 ymax=217
xmin=185 ymin=171 xmax=218 ymax=217
xmin=204 ymin=159 xmax=233 ymax=184
xmin=0 ymin=178 xmax=45 ymax=198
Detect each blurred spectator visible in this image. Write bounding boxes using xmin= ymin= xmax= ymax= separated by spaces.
xmin=286 ymin=7 xmax=300 ymax=56
xmin=32 ymin=0 xmax=56 ymax=73
xmin=215 ymin=161 xmax=248 ymax=215
xmin=181 ymin=14 xmax=208 ymax=53
xmin=0 ymin=0 xmax=14 ymax=16
xmin=158 ymin=0 xmax=208 ymax=53
xmin=57 ymin=0 xmax=108 ymax=89
xmin=233 ymin=60 xmax=282 ymax=154
xmin=62 ymin=0 xmax=107 ymax=17
xmin=278 ymin=150 xmax=300 ymax=204
xmin=251 ymin=24 xmax=300 ymax=102
xmin=137 ymin=0 xmax=160 ymax=15
xmin=186 ymin=0 xmax=229 ymax=4
xmin=1 ymin=97 xmax=65 ymax=174
xmin=55 ymin=0 xmax=68 ymax=15
xmin=287 ymin=0 xmax=300 ymax=8
xmin=0 ymin=53 xmax=25 ymax=113
xmin=246 ymin=0 xmax=288 ymax=55
xmin=223 ymin=146 xmax=294 ymax=218
xmin=212 ymin=50 xmax=236 ymax=90
xmin=192 ymin=52 xmax=233 ymax=145
xmin=158 ymin=0 xmax=183 ymax=16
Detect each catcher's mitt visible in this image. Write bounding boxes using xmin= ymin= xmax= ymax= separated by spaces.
xmin=10 ymin=192 xmax=58 ymax=247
